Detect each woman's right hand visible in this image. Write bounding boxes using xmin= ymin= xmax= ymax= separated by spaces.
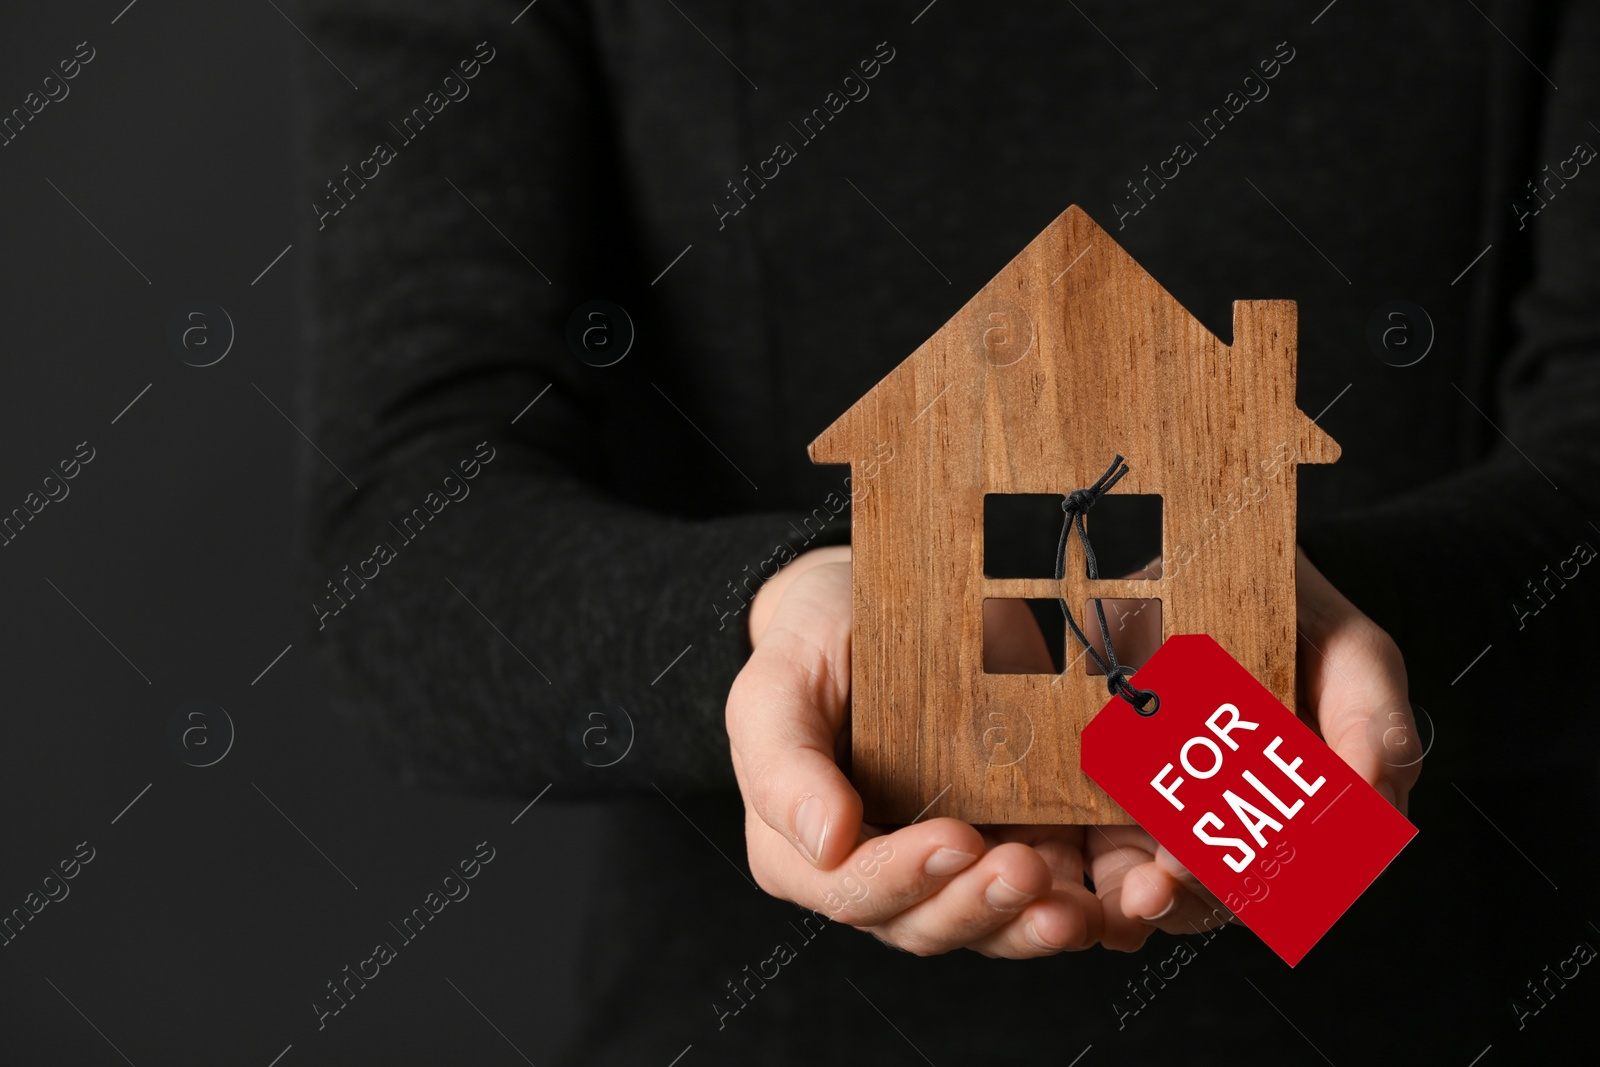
xmin=724 ymin=546 xmax=1109 ymax=958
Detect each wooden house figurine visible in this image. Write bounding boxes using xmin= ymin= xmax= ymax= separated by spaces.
xmin=808 ymin=205 xmax=1340 ymax=825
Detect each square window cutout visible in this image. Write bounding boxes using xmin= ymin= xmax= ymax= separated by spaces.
xmin=1082 ymin=599 xmax=1162 ymax=675
xmin=983 ymin=494 xmax=1065 ymax=579
xmin=1082 ymin=494 xmax=1163 ymax=578
xmin=982 ymin=598 xmax=1066 ymax=674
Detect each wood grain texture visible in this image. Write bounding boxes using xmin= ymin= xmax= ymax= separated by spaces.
xmin=810 ymin=206 xmax=1339 ymax=825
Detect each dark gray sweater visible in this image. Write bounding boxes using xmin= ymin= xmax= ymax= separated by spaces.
xmin=295 ymin=1 xmax=1600 ymax=1061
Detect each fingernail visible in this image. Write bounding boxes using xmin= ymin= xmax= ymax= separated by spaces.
xmin=924 ymin=848 xmax=977 ymax=877
xmin=1025 ymin=920 xmax=1066 ymax=950
xmin=985 ymin=876 xmax=1034 ymax=911
xmin=1138 ymin=898 xmax=1177 ymax=922
xmin=794 ymin=795 xmax=828 ymax=864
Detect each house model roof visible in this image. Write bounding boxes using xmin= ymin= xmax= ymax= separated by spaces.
xmin=811 ymin=205 xmax=1338 ymax=467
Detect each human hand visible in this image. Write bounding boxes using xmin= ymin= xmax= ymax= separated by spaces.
xmin=726 ymin=546 xmax=1107 ymax=957
xmin=725 ymin=544 xmax=1420 ymax=953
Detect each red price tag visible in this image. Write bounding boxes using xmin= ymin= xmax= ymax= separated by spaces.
xmin=1081 ymin=634 xmax=1416 ymax=966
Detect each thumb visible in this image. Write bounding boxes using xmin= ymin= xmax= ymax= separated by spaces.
xmin=1295 ymin=549 xmax=1421 ymax=811
xmin=725 ymin=561 xmax=862 ymax=868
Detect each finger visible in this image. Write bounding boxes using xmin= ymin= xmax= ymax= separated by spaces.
xmin=966 ymin=885 xmax=1105 ymax=958
xmin=1091 ymin=835 xmax=1235 ymax=937
xmin=865 ymin=842 xmax=1055 ymax=956
xmin=1296 ymin=550 xmax=1422 ymax=812
xmin=982 ymin=825 xmax=1086 ymax=887
xmin=1152 ymin=846 xmax=1237 ymax=932
xmin=726 ymin=562 xmax=860 ymax=868
xmin=982 ymin=598 xmax=1054 ymax=673
xmin=1116 ymin=859 xmax=1234 ymax=937
xmin=1083 ymin=826 xmax=1160 ymax=952
xmin=746 ymin=816 xmax=984 ymax=926
xmin=975 ymin=826 xmax=1104 ymax=955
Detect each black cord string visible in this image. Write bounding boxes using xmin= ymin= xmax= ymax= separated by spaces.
xmin=1055 ymin=455 xmax=1161 ymax=715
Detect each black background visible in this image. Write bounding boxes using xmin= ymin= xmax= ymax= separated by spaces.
xmin=0 ymin=4 xmax=601 ymax=1064
xmin=0 ymin=2 xmax=1595 ymax=1065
